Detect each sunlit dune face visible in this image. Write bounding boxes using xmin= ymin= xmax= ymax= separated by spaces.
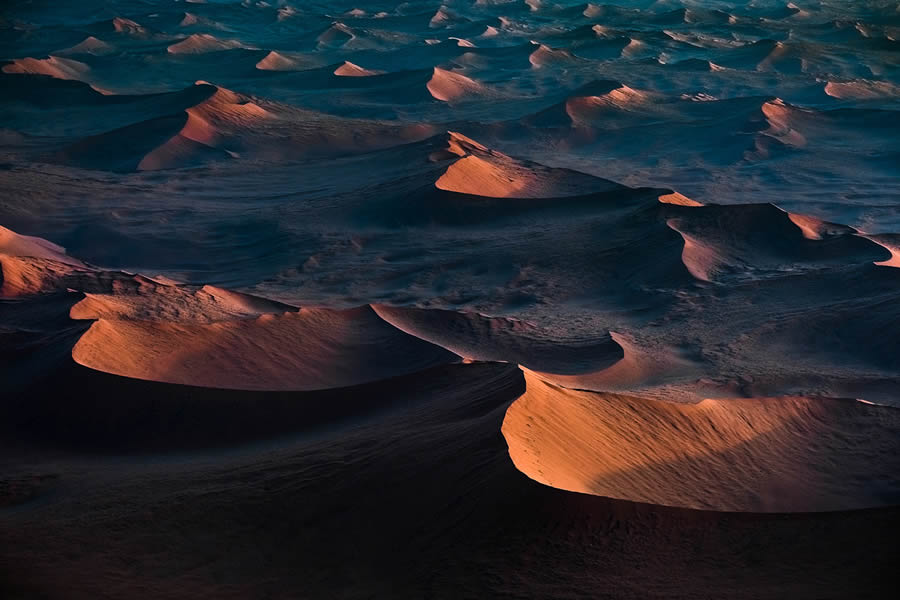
xmin=71 ymin=307 xmax=457 ymax=391
xmin=503 ymin=371 xmax=900 ymax=512
xmin=436 ymin=155 xmax=536 ymax=197
xmin=426 ymin=67 xmax=485 ymax=102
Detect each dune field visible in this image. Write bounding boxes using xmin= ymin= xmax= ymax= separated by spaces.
xmin=1 ymin=1 xmax=899 ymax=598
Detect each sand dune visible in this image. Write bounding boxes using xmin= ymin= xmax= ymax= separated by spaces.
xmin=110 ymin=16 xmax=147 ymax=36
xmin=864 ymin=233 xmax=900 ymax=268
xmin=431 ymin=131 xmax=621 ymax=197
xmin=503 ymin=370 xmax=900 ymax=512
xmin=334 ymin=61 xmax=384 ymax=77
xmin=255 ymin=50 xmax=321 ymax=72
xmin=0 ymin=226 xmax=82 ymax=266
xmin=824 ymin=79 xmax=900 ymax=100
xmin=666 ymin=203 xmax=889 ymax=281
xmin=0 ymin=226 xmax=88 ymax=297
xmin=72 ymin=306 xmax=458 ymax=391
xmin=2 ymin=0 xmax=899 ymax=596
xmin=430 ymin=6 xmax=468 ymax=28
xmin=167 ymin=33 xmax=249 ymax=54
xmin=529 ymin=44 xmax=579 ymax=68
xmin=58 ymin=36 xmax=114 ymax=56
xmin=2 ymin=56 xmax=90 ymax=81
xmin=426 ymin=67 xmax=489 ymax=102
xmin=70 ymin=282 xmax=294 ymax=324
xmin=48 ymin=82 xmax=440 ymax=169
xmin=54 ymin=113 xmax=229 ymax=172
xmin=373 ymin=304 xmax=623 ymax=374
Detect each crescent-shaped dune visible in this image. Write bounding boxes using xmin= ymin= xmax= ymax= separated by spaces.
xmin=529 ymin=44 xmax=579 ymax=68
xmin=503 ymin=370 xmax=900 ymax=512
xmin=71 ymin=306 xmax=459 ymax=391
xmin=426 ymin=67 xmax=488 ymax=102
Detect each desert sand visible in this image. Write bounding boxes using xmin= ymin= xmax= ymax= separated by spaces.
xmin=2 ymin=0 xmax=899 ymax=598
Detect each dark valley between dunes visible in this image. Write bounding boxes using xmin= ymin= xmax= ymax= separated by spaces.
xmin=2 ymin=1 xmax=900 ymax=598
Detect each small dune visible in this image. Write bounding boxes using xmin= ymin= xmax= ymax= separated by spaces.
xmin=426 ymin=67 xmax=489 ymax=102
xmin=58 ymin=36 xmax=114 ymax=56
xmin=334 ymin=61 xmax=384 ymax=77
xmin=429 ymin=131 xmax=621 ymax=198
xmin=255 ymin=50 xmax=319 ymax=72
xmin=529 ymin=44 xmax=579 ymax=68
xmin=111 ymin=16 xmax=147 ymax=35
xmin=824 ymin=80 xmax=900 ymax=100
xmin=167 ymin=33 xmax=249 ymax=54
xmin=2 ymin=56 xmax=90 ymax=81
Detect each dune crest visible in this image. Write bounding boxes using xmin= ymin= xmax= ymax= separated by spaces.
xmin=529 ymin=44 xmax=578 ymax=68
xmin=430 ymin=6 xmax=465 ymax=28
xmin=431 ymin=131 xmax=621 ymax=198
xmin=659 ymin=192 xmax=702 ymax=206
xmin=2 ymin=56 xmax=90 ymax=81
xmin=167 ymin=34 xmax=249 ymax=54
xmin=372 ymin=305 xmax=623 ymax=374
xmin=824 ymin=79 xmax=900 ymax=100
xmin=426 ymin=67 xmax=489 ymax=102
xmin=0 ymin=226 xmax=87 ymax=297
xmin=503 ymin=370 xmax=900 ymax=512
xmin=111 ymin=16 xmax=147 ymax=35
xmin=70 ymin=282 xmax=294 ymax=324
xmin=255 ymin=51 xmax=318 ymax=71
xmin=72 ymin=306 xmax=458 ymax=391
xmin=866 ymin=234 xmax=900 ymax=268
xmin=334 ymin=61 xmax=383 ymax=77
xmin=58 ymin=36 xmax=114 ymax=56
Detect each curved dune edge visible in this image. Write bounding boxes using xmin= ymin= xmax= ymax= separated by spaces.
xmin=864 ymin=233 xmax=900 ymax=268
xmin=502 ymin=370 xmax=900 ymax=513
xmin=666 ymin=204 xmax=892 ymax=282
xmin=431 ymin=131 xmax=621 ymax=198
xmin=70 ymin=306 xmax=459 ymax=392
xmin=372 ymin=304 xmax=623 ymax=375
xmin=3 ymin=56 xmax=91 ymax=82
xmin=426 ymin=67 xmax=488 ymax=102
xmin=50 ymin=82 xmax=437 ymax=171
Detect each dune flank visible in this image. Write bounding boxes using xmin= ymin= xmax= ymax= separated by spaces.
xmin=503 ymin=370 xmax=900 ymax=512
xmin=71 ymin=306 xmax=458 ymax=391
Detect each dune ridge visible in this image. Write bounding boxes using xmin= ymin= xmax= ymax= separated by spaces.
xmin=167 ymin=33 xmax=250 ymax=54
xmin=426 ymin=67 xmax=489 ymax=102
xmin=503 ymin=370 xmax=900 ymax=512
xmin=431 ymin=131 xmax=621 ymax=198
